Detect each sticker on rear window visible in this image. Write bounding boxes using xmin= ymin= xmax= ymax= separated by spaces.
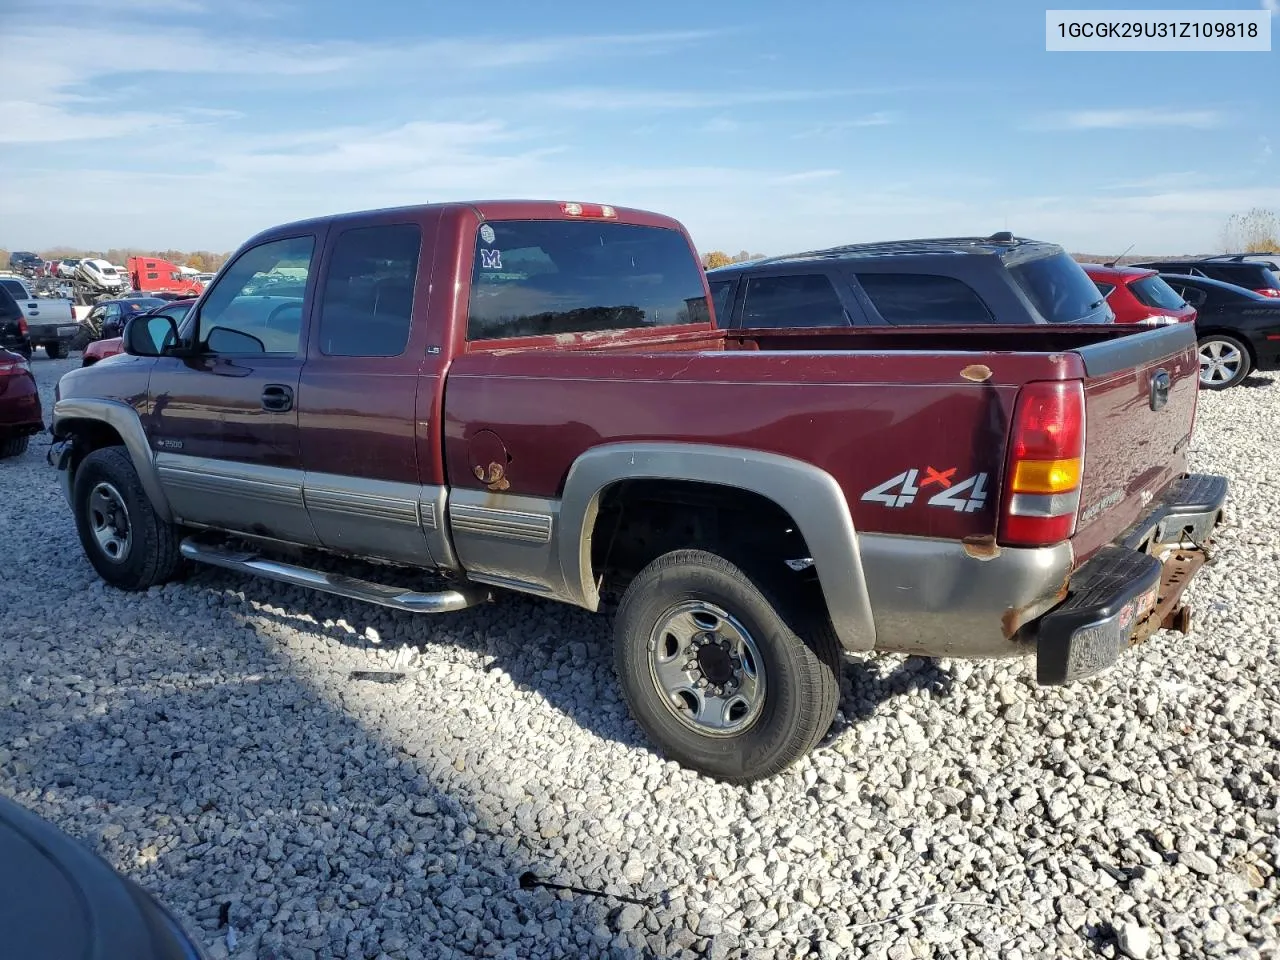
xmin=479 ymin=249 xmax=503 ymax=270
xmin=480 ymin=224 xmax=496 ymax=244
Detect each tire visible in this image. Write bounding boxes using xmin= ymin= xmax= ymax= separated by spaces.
xmin=72 ymin=446 xmax=183 ymax=590
xmin=1198 ymin=334 xmax=1251 ymax=390
xmin=69 ymin=327 xmax=95 ymax=352
xmin=0 ymin=435 xmax=29 ymax=459
xmin=613 ymin=548 xmax=841 ymax=783
xmin=45 ymin=342 xmax=68 ymax=360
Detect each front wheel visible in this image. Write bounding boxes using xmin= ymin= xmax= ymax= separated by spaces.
xmin=1198 ymin=334 xmax=1251 ymax=389
xmin=45 ymin=342 xmax=68 ymax=360
xmin=72 ymin=447 xmax=183 ymax=589
xmin=613 ymin=549 xmax=841 ymax=783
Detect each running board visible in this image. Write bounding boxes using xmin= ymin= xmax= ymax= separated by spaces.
xmin=179 ymin=538 xmax=490 ymax=614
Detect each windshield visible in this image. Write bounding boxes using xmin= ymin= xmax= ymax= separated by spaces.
xmin=1130 ymin=275 xmax=1187 ymax=311
xmin=1007 ymin=251 xmax=1112 ymax=323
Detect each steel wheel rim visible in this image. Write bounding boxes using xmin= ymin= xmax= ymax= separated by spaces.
xmin=648 ymin=600 xmax=766 ymax=737
xmin=88 ymin=481 xmax=132 ymax=563
xmin=1199 ymin=339 xmax=1242 ymax=386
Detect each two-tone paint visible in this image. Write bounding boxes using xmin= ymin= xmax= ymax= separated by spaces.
xmin=52 ymin=200 xmax=1204 ymax=661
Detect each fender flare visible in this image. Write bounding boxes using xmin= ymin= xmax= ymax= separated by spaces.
xmin=558 ymin=442 xmax=876 ymax=652
xmin=52 ymin=397 xmax=172 ymax=521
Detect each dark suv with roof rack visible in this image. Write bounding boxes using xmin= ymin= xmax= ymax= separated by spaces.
xmin=705 ymin=233 xmax=1114 ymax=330
xmin=1131 ymin=255 xmax=1280 ymax=300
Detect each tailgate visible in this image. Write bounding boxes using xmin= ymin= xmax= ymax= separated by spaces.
xmin=1072 ymin=324 xmax=1199 ymax=559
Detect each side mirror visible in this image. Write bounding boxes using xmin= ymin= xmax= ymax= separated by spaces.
xmin=122 ymin=315 xmax=180 ymax=357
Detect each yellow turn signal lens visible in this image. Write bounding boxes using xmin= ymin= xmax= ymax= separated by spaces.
xmin=1011 ymin=458 xmax=1081 ymax=494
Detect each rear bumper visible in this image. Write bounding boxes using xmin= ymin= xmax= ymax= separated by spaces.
xmin=1035 ymin=473 xmax=1227 ymax=684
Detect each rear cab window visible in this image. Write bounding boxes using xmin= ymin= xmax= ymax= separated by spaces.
xmin=740 ymin=274 xmax=847 ymax=328
xmin=856 ymin=273 xmax=993 ymax=325
xmin=466 ymin=220 xmax=709 ymax=341
xmin=1006 ymin=250 xmax=1112 ymax=323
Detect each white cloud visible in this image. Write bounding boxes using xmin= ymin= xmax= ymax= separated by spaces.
xmin=1036 ymin=108 xmax=1222 ymax=130
xmin=793 ymin=112 xmax=900 ymax=138
xmin=702 ymin=117 xmax=743 ymax=134
xmin=1264 ymin=0 xmax=1278 ymax=16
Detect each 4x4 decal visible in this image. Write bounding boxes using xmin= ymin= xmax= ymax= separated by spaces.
xmin=861 ymin=467 xmax=989 ymax=512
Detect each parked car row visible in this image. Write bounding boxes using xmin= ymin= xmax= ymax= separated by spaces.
xmin=45 ymin=199 xmax=1227 ymax=782
xmin=704 ymin=243 xmax=1280 ymax=391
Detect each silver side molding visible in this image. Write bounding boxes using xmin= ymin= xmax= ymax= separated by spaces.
xmin=179 ymin=538 xmax=490 ymax=614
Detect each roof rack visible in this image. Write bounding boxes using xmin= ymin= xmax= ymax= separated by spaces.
xmin=1203 ymin=253 xmax=1280 ymax=261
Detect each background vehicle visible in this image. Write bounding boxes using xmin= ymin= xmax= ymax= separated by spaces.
xmin=1160 ymin=274 xmax=1280 ymax=389
xmin=7 ymin=251 xmax=43 ymax=277
xmin=0 ymin=348 xmax=42 ymax=458
xmin=1081 ymin=263 xmax=1196 ymax=326
xmin=0 ymin=287 xmax=33 ymax=359
xmin=0 ymin=276 xmax=78 ymax=358
xmin=1132 ymin=257 xmax=1280 ymax=299
xmin=50 ymin=200 xmax=1223 ymax=781
xmin=128 ymin=256 xmax=205 ymax=299
xmin=0 ymin=793 xmax=206 ymax=959
xmin=82 ymin=298 xmax=195 ymax=367
xmin=705 ymin=234 xmax=1114 ymax=328
xmin=70 ymin=297 xmax=171 ymax=352
xmin=55 ymin=258 xmax=82 ymax=279
xmin=71 ymin=258 xmax=127 ymax=304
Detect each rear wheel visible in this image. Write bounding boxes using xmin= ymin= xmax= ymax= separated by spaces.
xmin=45 ymin=342 xmax=68 ymax=360
xmin=72 ymin=447 xmax=183 ymax=589
xmin=613 ymin=548 xmax=840 ymax=783
xmin=0 ymin=436 xmax=29 ymax=459
xmin=1198 ymin=334 xmax=1251 ymax=389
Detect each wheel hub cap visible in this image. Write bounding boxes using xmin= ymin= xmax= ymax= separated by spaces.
xmin=1199 ymin=340 xmax=1241 ymax=385
xmin=648 ymin=601 xmax=765 ymax=736
xmin=88 ymin=481 xmax=132 ymax=562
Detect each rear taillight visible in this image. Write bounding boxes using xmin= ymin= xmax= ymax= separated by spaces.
xmin=999 ymin=380 xmax=1086 ymax=546
xmin=1254 ymin=288 xmax=1280 ymax=298
xmin=17 ymin=317 xmax=28 ymax=334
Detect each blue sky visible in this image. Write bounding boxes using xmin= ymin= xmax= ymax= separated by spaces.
xmin=1 ymin=0 xmax=1276 ymax=255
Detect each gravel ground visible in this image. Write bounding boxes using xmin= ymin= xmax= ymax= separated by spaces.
xmin=1 ymin=354 xmax=1278 ymax=960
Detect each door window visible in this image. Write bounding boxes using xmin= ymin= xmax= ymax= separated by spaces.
xmin=740 ymin=274 xmax=847 ymax=327
xmin=708 ymin=280 xmax=735 ymax=324
xmin=196 ymin=236 xmax=315 ymax=355
xmin=317 ymin=224 xmax=421 ymax=356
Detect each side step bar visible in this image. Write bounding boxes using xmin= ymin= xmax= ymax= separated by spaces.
xmin=179 ymin=538 xmax=490 ymax=614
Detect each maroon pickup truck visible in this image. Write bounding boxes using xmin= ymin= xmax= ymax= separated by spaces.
xmin=49 ymin=201 xmax=1226 ymax=781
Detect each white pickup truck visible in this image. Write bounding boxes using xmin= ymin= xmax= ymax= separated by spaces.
xmin=0 ymin=276 xmax=79 ymax=359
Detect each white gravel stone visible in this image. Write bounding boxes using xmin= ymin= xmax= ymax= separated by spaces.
xmin=2 ymin=357 xmax=1279 ymax=959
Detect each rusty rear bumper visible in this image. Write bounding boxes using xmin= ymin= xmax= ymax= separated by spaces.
xmin=1035 ymin=473 xmax=1226 ymax=685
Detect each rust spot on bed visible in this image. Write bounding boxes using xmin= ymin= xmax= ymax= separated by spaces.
xmin=960 ymin=363 xmax=992 ymax=382
xmin=961 ymin=534 xmax=1001 ymax=561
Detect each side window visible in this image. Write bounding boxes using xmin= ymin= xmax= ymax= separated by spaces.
xmin=196 ymin=236 xmax=315 ymax=355
xmin=708 ymin=280 xmax=734 ymax=324
xmin=857 ymin=273 xmax=994 ymax=325
xmin=104 ymin=303 xmax=121 ymax=321
xmin=1176 ymin=286 xmax=1207 ymax=309
xmin=1094 ymin=281 xmax=1116 ymax=298
xmin=317 ymin=224 xmax=421 ymax=357
xmin=740 ymin=274 xmax=847 ymax=328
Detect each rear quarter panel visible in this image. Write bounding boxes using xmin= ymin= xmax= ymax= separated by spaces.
xmin=442 ymin=348 xmax=1078 ymax=541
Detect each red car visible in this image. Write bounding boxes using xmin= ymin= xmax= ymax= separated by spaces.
xmin=0 ymin=348 xmax=42 ymax=458
xmin=1082 ymin=263 xmax=1197 ymax=326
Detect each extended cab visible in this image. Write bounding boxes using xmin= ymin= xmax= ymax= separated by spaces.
xmin=49 ymin=201 xmax=1226 ymax=781
xmin=0 ymin=277 xmax=78 ymax=358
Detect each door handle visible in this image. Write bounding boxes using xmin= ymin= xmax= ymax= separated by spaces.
xmin=261 ymin=384 xmax=294 ymax=412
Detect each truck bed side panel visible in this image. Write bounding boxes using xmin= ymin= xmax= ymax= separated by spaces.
xmin=441 ymin=350 xmax=1050 ymax=541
